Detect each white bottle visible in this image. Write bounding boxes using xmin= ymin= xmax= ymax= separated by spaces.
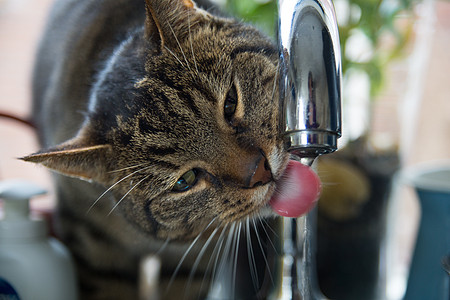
xmin=0 ymin=180 xmax=78 ymax=300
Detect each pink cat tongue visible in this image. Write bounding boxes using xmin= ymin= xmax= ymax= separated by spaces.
xmin=269 ymin=160 xmax=321 ymax=218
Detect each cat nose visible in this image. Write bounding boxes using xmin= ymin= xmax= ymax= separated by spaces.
xmin=224 ymin=149 xmax=273 ymax=188
xmin=246 ymin=154 xmax=272 ymax=188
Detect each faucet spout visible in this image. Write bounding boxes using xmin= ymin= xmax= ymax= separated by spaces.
xmin=269 ymin=1 xmax=342 ymax=299
xmin=278 ymin=0 xmax=342 ymax=159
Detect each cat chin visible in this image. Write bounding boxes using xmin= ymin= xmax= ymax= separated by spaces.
xmin=257 ymin=205 xmax=279 ymax=219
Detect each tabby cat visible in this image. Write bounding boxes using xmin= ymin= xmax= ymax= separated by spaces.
xmin=24 ymin=0 xmax=320 ymax=299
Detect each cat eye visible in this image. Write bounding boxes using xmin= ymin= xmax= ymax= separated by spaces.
xmin=172 ymin=169 xmax=198 ymax=192
xmin=224 ymin=85 xmax=238 ymax=123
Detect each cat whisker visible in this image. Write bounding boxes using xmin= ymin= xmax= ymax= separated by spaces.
xmin=199 ymin=223 xmax=228 ymax=298
xmin=251 ymin=217 xmax=274 ymax=285
xmin=245 ymin=217 xmax=260 ymax=292
xmin=107 ymin=174 xmax=150 ymax=216
xmin=167 ymin=22 xmax=192 ymax=72
xmin=211 ymin=221 xmax=241 ymax=299
xmin=184 ymin=223 xmax=220 ymax=299
xmin=87 ymin=165 xmax=153 ymax=214
xmin=257 ymin=215 xmax=278 ymax=255
xmin=166 ymin=217 xmax=218 ymax=294
xmin=107 ymin=162 xmax=149 ymax=173
xmin=187 ymin=10 xmax=200 ymax=75
xmin=155 ymin=237 xmax=171 ymax=257
xmin=260 ymin=214 xmax=278 ymax=238
xmin=210 ymin=221 xmax=236 ymax=296
xmin=164 ymin=46 xmax=185 ymax=67
xmin=231 ymin=221 xmax=242 ymax=298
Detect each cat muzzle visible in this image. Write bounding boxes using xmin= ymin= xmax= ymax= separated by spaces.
xmin=247 ymin=154 xmax=272 ymax=188
xmin=225 ymin=151 xmax=273 ymax=189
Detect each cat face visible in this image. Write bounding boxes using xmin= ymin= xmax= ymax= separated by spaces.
xmin=24 ymin=0 xmax=288 ymax=240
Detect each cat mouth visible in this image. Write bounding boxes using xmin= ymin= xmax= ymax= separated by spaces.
xmin=217 ymin=160 xmax=321 ymax=223
xmin=268 ymin=160 xmax=321 ymax=218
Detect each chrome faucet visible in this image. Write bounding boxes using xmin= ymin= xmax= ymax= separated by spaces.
xmin=278 ymin=0 xmax=342 ymax=161
xmin=273 ymin=0 xmax=342 ymax=299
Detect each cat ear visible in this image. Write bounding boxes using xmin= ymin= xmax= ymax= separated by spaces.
xmin=21 ymin=136 xmax=113 ymax=183
xmin=144 ymin=0 xmax=204 ymax=50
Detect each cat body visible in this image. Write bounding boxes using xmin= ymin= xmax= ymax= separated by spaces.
xmin=28 ymin=0 xmax=287 ymax=299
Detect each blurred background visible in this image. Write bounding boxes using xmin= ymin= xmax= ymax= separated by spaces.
xmin=0 ymin=0 xmax=449 ymax=299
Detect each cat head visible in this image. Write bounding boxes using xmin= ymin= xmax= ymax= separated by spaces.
xmin=24 ymin=0 xmax=288 ymax=240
